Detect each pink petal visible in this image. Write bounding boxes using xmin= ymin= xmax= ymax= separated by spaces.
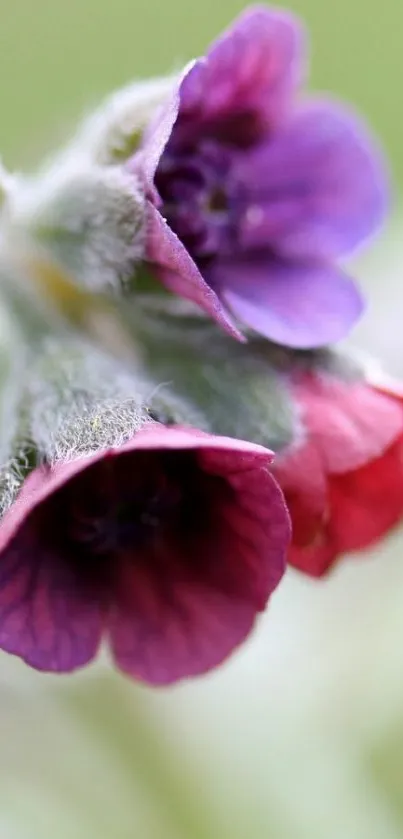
xmin=273 ymin=439 xmax=326 ymax=513
xmin=288 ymin=436 xmax=403 ymax=577
xmin=327 ymin=436 xmax=403 ymax=552
xmin=134 ymin=77 xmax=182 ymax=189
xmin=288 ymin=539 xmax=336 ymax=579
xmin=292 ymin=375 xmax=403 ymax=473
xmin=146 ymin=201 xmax=243 ymax=339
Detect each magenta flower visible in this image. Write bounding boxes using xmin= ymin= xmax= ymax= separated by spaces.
xmin=133 ymin=6 xmax=386 ymax=347
xmin=0 ymin=425 xmax=289 ymax=684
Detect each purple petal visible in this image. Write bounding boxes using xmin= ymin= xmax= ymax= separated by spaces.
xmin=236 ymin=101 xmax=387 ymax=258
xmin=146 ymin=201 xmax=243 ymax=339
xmin=109 ymin=438 xmax=289 ymax=685
xmin=0 ymin=466 xmax=103 ymax=672
xmin=213 ymin=257 xmax=364 ymax=347
xmin=179 ymin=7 xmax=304 ymax=131
xmin=132 ymin=74 xmax=184 ymax=191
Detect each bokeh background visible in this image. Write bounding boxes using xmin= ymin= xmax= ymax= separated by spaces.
xmin=1 ymin=1 xmax=403 ymax=837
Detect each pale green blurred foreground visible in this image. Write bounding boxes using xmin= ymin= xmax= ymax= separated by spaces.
xmin=0 ymin=0 xmax=403 ymax=836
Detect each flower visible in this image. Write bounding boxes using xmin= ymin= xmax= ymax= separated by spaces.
xmin=272 ymin=370 xmax=403 ymax=576
xmin=132 ymin=6 xmax=386 ymax=347
xmin=0 ymin=424 xmax=289 ymax=684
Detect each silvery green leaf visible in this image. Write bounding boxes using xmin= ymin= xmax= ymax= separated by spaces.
xmin=129 ymin=300 xmax=299 ymax=451
xmin=28 ymin=339 xmax=206 ymax=464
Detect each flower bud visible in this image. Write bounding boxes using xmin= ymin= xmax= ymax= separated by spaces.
xmin=73 ymin=76 xmax=177 ymax=165
xmin=10 ymin=163 xmax=146 ymax=294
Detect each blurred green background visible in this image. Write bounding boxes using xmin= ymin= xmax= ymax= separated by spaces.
xmin=1 ymin=0 xmax=402 ymax=184
xmin=1 ymin=1 xmax=403 ymax=837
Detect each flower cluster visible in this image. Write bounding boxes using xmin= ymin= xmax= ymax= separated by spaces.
xmin=0 ymin=5 xmax=400 ymax=685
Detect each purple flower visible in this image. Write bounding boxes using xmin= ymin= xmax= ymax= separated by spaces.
xmin=0 ymin=424 xmax=289 ymax=684
xmin=132 ymin=6 xmax=386 ymax=347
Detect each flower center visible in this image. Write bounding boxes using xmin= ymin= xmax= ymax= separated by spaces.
xmin=70 ymin=484 xmax=181 ymax=556
xmin=39 ymin=449 xmax=230 ymax=605
xmin=155 ymin=139 xmax=236 ymax=262
xmin=68 ymin=452 xmax=187 ymax=557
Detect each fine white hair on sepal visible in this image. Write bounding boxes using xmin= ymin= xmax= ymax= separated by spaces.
xmin=72 ymin=75 xmax=178 ymax=165
xmin=0 ymin=304 xmax=32 ymax=515
xmin=127 ymin=304 xmax=300 ymax=452
xmin=27 ymin=339 xmax=206 ymax=466
xmin=28 ymin=340 xmax=150 ymax=464
xmin=144 ymin=381 xmax=209 ymax=431
xmin=0 ymin=445 xmax=34 ymax=516
xmin=2 ymin=74 xmax=177 ymax=217
xmin=8 ymin=163 xmax=146 ymax=294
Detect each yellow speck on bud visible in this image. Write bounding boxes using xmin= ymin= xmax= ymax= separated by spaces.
xmin=22 ymin=247 xmax=140 ymax=364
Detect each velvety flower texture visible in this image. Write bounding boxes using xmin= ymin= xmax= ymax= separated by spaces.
xmin=133 ymin=6 xmax=386 ymax=347
xmin=0 ymin=425 xmax=289 ymax=684
xmin=272 ymin=372 xmax=403 ymax=577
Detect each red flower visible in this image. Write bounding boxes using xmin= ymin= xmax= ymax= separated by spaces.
xmin=0 ymin=424 xmax=289 ymax=684
xmin=272 ymin=370 xmax=403 ymax=576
